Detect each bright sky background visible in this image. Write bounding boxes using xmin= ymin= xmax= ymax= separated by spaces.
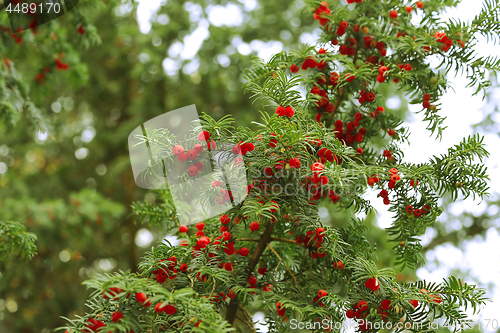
xmin=134 ymin=0 xmax=500 ymax=331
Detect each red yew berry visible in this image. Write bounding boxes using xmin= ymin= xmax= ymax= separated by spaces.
xmin=198 ymin=131 xmax=210 ymax=141
xmin=346 ymin=309 xmax=356 ymax=319
xmin=388 ymin=129 xmax=396 ymax=136
xmin=177 ymin=152 xmax=188 ymax=162
xmin=318 ymin=48 xmax=326 ymax=54
xmin=154 ymin=303 xmax=166 ymax=313
xmin=315 ymin=227 xmax=325 ymax=236
xmin=220 ymin=225 xmax=228 ymax=232
xmin=222 ymin=231 xmax=231 ymax=242
xmin=249 ymin=221 xmax=260 ymax=231
xmin=416 ymin=1 xmax=424 ymax=9
xmin=197 ymin=236 xmax=210 ymax=249
xmin=365 ymin=277 xmax=380 ymax=291
xmin=196 ymin=222 xmax=205 ymax=231
xmin=423 ymin=93 xmax=431 ymax=101
xmin=345 ymin=73 xmax=355 ymax=82
xmin=406 ymin=205 xmax=414 ymax=213
xmin=285 ymin=106 xmax=295 ymax=117
xmin=405 ymin=6 xmax=413 ymax=13
xmin=318 ymin=289 xmax=328 ymax=298
xmin=136 ymin=292 xmax=147 ymax=304
xmin=164 ymin=304 xmax=177 ymax=315
xmin=413 ymin=209 xmax=423 ymax=217
xmin=311 ymin=162 xmax=324 ymax=173
xmin=221 ymin=214 xmax=230 ymax=224
xmin=356 ymin=148 xmax=364 ymax=155
xmin=224 ymin=262 xmax=233 ymax=271
xmin=389 ymin=168 xmax=398 ymax=174
xmin=248 ymin=276 xmax=257 ymax=286
xmin=333 ymin=260 xmax=345 ymax=269
xmin=173 ymin=145 xmax=185 ymax=156
xmin=410 ymin=179 xmax=419 ymax=187
xmin=381 ymin=299 xmax=392 ymax=310
xmin=179 ymin=225 xmax=188 ymax=233
xmin=290 ymin=64 xmax=299 ymax=73
xmin=196 ymin=231 xmax=205 ymax=238
xmin=258 ymin=267 xmax=268 ymax=275
xmin=383 ymin=149 xmax=391 ymax=157
xmin=275 ymin=106 xmax=285 ymax=116
xmin=383 ymin=197 xmax=390 ymax=205
xmin=187 ymin=149 xmax=198 ymax=160
xmin=289 ymin=157 xmax=301 ymax=169
xmin=111 ymin=311 xmax=123 ymax=322
xmin=358 ymin=300 xmax=368 ymax=311
xmin=77 ymin=25 xmax=86 ymax=34
xmin=263 ymin=283 xmax=272 ymax=292
xmin=224 ymin=242 xmax=235 ymax=255
xmin=379 ymin=189 xmax=389 ymax=197
xmin=180 ymin=263 xmax=188 ymax=272
xmin=239 ymin=247 xmax=249 ymax=256
xmin=389 ymin=10 xmax=398 ymax=18
xmin=264 ymin=167 xmax=274 ymax=176
xmin=423 ymin=100 xmax=431 ymax=108
xmin=188 ymin=165 xmax=199 ymax=177
xmin=409 ymin=299 xmax=419 ymax=308
xmin=270 ymin=138 xmax=278 ymax=147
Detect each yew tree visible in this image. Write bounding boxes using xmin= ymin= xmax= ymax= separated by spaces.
xmin=61 ymin=0 xmax=500 ymax=332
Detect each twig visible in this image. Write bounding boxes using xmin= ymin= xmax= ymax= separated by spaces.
xmin=239 ymin=304 xmax=256 ymax=333
xmin=226 ymin=223 xmax=275 ymax=324
xmin=236 ymin=315 xmax=254 ymax=331
xmin=266 ymin=243 xmax=299 ymax=288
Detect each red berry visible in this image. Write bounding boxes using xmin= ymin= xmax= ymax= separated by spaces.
xmin=194 ymin=143 xmax=204 ymax=153
xmin=358 ymin=300 xmax=368 ymax=311
xmin=413 ymin=209 xmax=423 ymax=217
xmin=187 ymin=149 xmax=198 ymax=160
xmin=224 ymin=262 xmax=233 ymax=271
xmin=248 ymin=276 xmax=257 ymax=286
xmin=228 ymin=289 xmax=237 ymax=299
xmin=416 ymin=1 xmax=424 ymax=9
xmin=389 ymin=10 xmax=398 ymax=18
xmin=364 ymin=277 xmax=380 ymax=291
xmin=290 ymin=64 xmax=299 ymax=73
xmin=173 ymin=145 xmax=185 ymax=156
xmin=77 ymin=25 xmax=86 ymax=34
xmin=198 ymin=131 xmax=210 ymax=141
xmin=239 ymin=247 xmax=249 ymax=257
xmin=179 ymin=225 xmax=188 ymax=233
xmin=188 ymin=165 xmax=199 ymax=177
xmin=285 ymin=106 xmax=295 ymax=117
xmin=381 ymin=299 xmax=392 ymax=310
xmin=196 ymin=222 xmax=205 ymax=231
xmin=111 ymin=311 xmax=123 ymax=322
xmin=346 ymin=309 xmax=355 ymax=318
xmin=409 ymin=299 xmax=419 ymax=308
xmin=258 ymin=267 xmax=268 ymax=275
xmin=275 ymin=106 xmax=285 ymax=116
xmin=333 ymin=260 xmax=345 ymax=269
xmin=135 ymin=292 xmax=147 ymax=304
xmin=406 ymin=205 xmax=414 ymax=213
xmin=197 ymin=236 xmax=210 ymax=248
xmin=406 ymin=6 xmax=413 ymax=13
xmin=388 ymin=129 xmax=396 ymax=136
xmin=318 ymin=289 xmax=328 ymax=298
xmin=249 ymin=221 xmax=260 ymax=231
xmin=221 ymin=214 xmax=230 ymax=225
xmin=177 ymin=152 xmax=188 ymax=162
xmin=318 ymin=48 xmax=327 ymax=54
xmin=164 ymin=304 xmax=177 ymax=315
xmin=180 ymin=263 xmax=188 ymax=272
xmin=154 ymin=303 xmax=165 ymax=313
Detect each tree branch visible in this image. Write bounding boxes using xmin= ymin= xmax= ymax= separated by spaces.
xmin=267 ymin=243 xmax=299 ymax=288
xmin=226 ymin=222 xmax=275 ymax=325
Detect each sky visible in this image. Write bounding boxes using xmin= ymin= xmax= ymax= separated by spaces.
xmin=133 ymin=0 xmax=500 ymax=331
